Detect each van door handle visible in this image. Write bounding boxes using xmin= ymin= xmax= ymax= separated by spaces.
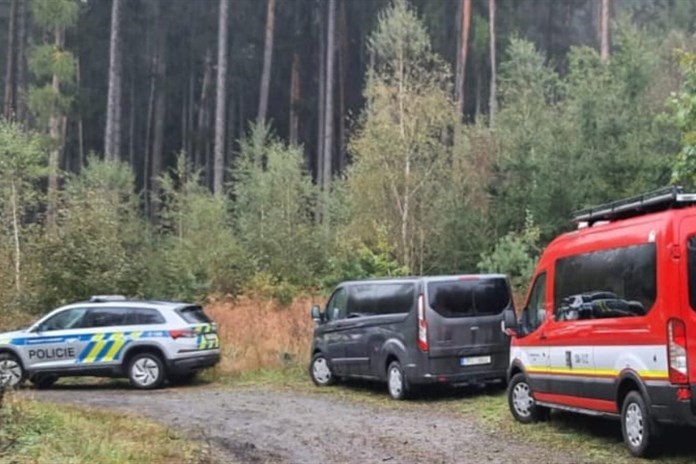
xmin=539 ymin=332 xmax=547 ymax=340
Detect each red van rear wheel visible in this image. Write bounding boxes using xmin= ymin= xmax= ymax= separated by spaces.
xmin=621 ymin=391 xmax=661 ymax=457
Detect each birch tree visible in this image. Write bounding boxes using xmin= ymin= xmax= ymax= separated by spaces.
xmin=454 ymin=0 xmax=470 ymax=118
xmin=346 ymin=0 xmax=460 ymax=271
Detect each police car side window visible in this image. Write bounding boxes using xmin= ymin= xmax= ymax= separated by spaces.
xmin=39 ymin=308 xmax=88 ymax=332
xmin=84 ymin=308 xmax=126 ymax=328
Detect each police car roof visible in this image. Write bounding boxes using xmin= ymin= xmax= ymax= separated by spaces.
xmin=66 ymin=297 xmax=198 ymax=311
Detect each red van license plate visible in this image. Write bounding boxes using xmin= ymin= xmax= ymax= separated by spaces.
xmin=460 ymin=355 xmax=491 ymax=367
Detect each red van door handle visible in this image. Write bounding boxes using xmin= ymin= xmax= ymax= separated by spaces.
xmin=539 ymin=332 xmax=547 ymax=340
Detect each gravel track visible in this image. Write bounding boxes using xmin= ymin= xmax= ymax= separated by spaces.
xmin=27 ymin=384 xmax=578 ymax=464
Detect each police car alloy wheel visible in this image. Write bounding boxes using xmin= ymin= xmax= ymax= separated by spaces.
xmin=128 ymin=353 xmax=165 ymax=389
xmin=0 ymin=353 xmax=24 ymax=388
xmin=310 ymin=353 xmax=335 ymax=386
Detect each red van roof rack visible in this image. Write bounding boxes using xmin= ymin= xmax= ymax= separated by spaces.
xmin=572 ymin=186 xmax=696 ymax=225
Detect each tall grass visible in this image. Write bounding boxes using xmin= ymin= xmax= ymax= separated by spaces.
xmin=206 ymin=295 xmax=322 ymax=374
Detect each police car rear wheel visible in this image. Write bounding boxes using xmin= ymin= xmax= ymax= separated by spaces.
xmin=128 ymin=353 xmax=165 ymax=389
xmin=0 ymin=353 xmax=24 ymax=388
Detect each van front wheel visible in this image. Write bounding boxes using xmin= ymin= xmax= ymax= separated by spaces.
xmin=508 ymin=373 xmax=548 ymax=423
xmin=310 ymin=353 xmax=336 ymax=386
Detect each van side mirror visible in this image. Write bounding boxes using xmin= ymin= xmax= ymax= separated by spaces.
xmin=311 ymin=305 xmax=323 ymax=323
xmin=501 ymin=308 xmax=518 ymax=337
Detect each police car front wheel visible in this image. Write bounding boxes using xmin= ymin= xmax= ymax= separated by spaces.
xmin=128 ymin=353 xmax=166 ymax=389
xmin=0 ymin=352 xmax=24 ymax=388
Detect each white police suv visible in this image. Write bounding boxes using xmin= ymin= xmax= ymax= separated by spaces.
xmin=0 ymin=296 xmax=220 ymax=389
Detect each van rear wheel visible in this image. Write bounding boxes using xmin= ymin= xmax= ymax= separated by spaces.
xmin=621 ymin=391 xmax=661 ymax=457
xmin=508 ymin=373 xmax=548 ymax=423
xmin=387 ymin=361 xmax=410 ymax=400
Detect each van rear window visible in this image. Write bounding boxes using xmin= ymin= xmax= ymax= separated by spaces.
xmin=177 ymin=306 xmax=212 ymax=324
xmin=427 ymin=278 xmax=510 ymax=318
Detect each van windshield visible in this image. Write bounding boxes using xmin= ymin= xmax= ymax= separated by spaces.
xmin=428 ymin=278 xmax=510 ymax=318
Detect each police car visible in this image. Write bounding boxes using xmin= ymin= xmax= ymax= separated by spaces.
xmin=0 ymin=296 xmax=220 ymax=389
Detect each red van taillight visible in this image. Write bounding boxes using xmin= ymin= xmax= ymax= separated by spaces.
xmin=668 ymin=319 xmax=689 ymax=385
xmin=417 ymin=294 xmax=428 ymax=352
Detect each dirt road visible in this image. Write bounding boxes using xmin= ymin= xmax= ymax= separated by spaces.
xmin=24 ymin=383 xmax=582 ymax=464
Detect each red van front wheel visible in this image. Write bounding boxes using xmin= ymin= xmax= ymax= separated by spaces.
xmin=508 ymin=373 xmax=548 ymax=423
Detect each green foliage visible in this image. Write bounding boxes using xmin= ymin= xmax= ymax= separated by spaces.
xmin=346 ymin=0 xmax=461 ymax=272
xmin=30 ymin=0 xmax=79 ymax=29
xmin=670 ymin=50 xmax=696 ymax=186
xmin=478 ymin=214 xmax=540 ymax=295
xmin=147 ymin=154 xmax=249 ymax=302
xmin=28 ymin=44 xmax=77 ymax=82
xmin=323 ymin=229 xmax=409 ymax=288
xmin=233 ymin=124 xmax=323 ymax=286
xmin=37 ymin=157 xmax=146 ymax=308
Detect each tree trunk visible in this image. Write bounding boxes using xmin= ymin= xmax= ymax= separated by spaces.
xmin=105 ymin=0 xmax=123 ymax=160
xmin=321 ymin=0 xmax=336 ymax=221
xmin=289 ymin=2 xmax=301 ymax=146
xmin=195 ymin=48 xmax=213 ymax=169
xmin=337 ymin=0 xmax=347 ymax=172
xmin=129 ymin=72 xmax=135 ymax=169
xmin=3 ymin=0 xmax=17 ymax=119
xmin=257 ymin=0 xmax=276 ymax=124
xmin=47 ymin=27 xmax=65 ymax=229
xmin=10 ymin=179 xmax=21 ymax=295
xmin=455 ymin=0 xmax=471 ymax=119
xmin=316 ymin=1 xmax=326 ymax=190
xmin=15 ymin=0 xmax=27 ymax=123
xmin=150 ymin=4 xmax=167 ymax=219
xmin=488 ymin=0 xmax=497 ymax=126
xmin=76 ymin=55 xmax=85 ymax=170
xmin=213 ymin=0 xmax=229 ymax=195
xmin=600 ymin=0 xmax=611 ymax=62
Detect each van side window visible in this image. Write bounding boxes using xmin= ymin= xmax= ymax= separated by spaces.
xmin=688 ymin=236 xmax=696 ymax=311
xmin=326 ymin=288 xmax=349 ymax=321
xmin=521 ymin=273 xmax=546 ymax=334
xmin=554 ymin=243 xmax=656 ymax=321
xmin=348 ymin=283 xmax=414 ymax=317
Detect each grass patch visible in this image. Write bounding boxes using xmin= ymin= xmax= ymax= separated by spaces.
xmin=447 ymin=390 xmax=696 ymax=464
xmin=0 ymin=395 xmax=203 ymax=464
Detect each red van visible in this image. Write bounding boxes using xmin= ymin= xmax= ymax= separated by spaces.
xmin=506 ymin=187 xmax=696 ymax=457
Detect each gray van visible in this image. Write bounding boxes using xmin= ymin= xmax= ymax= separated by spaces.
xmin=309 ymin=275 xmax=516 ymax=399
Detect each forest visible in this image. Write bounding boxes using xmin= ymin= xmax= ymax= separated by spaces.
xmin=0 ymin=0 xmax=696 ymax=315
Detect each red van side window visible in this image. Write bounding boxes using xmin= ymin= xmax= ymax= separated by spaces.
xmin=554 ymin=243 xmax=656 ymax=321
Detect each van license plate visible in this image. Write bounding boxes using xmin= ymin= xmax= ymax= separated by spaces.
xmin=460 ymin=355 xmax=491 ymax=367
